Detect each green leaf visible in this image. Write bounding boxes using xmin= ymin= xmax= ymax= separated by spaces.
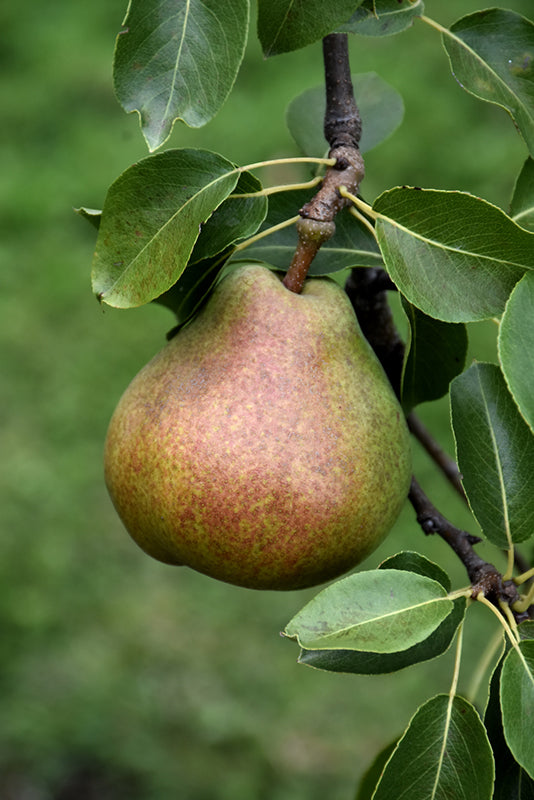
xmin=230 ymin=187 xmax=382 ymax=274
xmin=189 ymin=171 xmax=267 ymax=263
xmin=501 ymin=641 xmax=534 ymax=780
xmin=372 ymin=695 xmax=494 ymax=800
xmin=400 ymin=298 xmax=467 ymax=413
xmin=284 ymin=569 xmax=453 ymax=653
xmin=341 ymin=0 xmax=424 ymax=38
xmin=257 ymin=0 xmax=363 ymax=57
xmin=75 ymin=207 xmax=101 ymax=230
xmin=113 ymin=0 xmax=250 ymax=151
xmin=442 ymin=9 xmax=534 ymax=155
xmin=355 ymin=739 xmax=398 ymax=800
xmin=450 ymin=362 xmax=534 ymax=548
xmin=91 ymin=149 xmax=239 ymax=308
xmin=298 ymin=597 xmax=465 ymax=675
xmin=499 ymin=271 xmax=534 ymax=434
xmin=373 ymin=187 xmax=534 ymax=322
xmin=298 ymin=553 xmax=465 ymax=675
xmin=153 ymin=248 xmax=233 ymax=327
xmin=286 ymin=73 xmax=404 ymax=157
xmin=485 ymin=653 xmax=534 ymax=799
xmin=511 ymin=157 xmax=534 ymax=232
xmin=378 ymin=551 xmax=451 ymax=591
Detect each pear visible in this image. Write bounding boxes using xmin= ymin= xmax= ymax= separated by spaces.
xmin=104 ymin=264 xmax=411 ymax=590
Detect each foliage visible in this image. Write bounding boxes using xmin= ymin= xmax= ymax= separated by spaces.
xmin=78 ymin=0 xmax=534 ymax=797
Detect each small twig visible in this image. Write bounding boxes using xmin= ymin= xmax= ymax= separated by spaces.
xmin=344 ymin=265 xmax=532 ymax=619
xmin=344 ymin=267 xmax=404 ymax=398
xmin=408 ymin=478 xmax=530 ymax=619
xmin=322 ymin=33 xmax=361 ymax=150
xmin=283 ymin=34 xmax=364 ymax=293
xmin=407 ymin=413 xmax=466 ymax=502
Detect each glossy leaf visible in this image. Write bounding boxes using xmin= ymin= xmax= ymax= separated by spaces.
xmin=485 ymin=652 xmax=534 ymax=799
xmin=442 ymin=9 xmax=534 ymax=155
xmin=373 ymin=694 xmax=494 ymax=800
xmin=499 ymin=271 xmax=534 ymax=434
xmin=298 ymin=553 xmax=465 ymax=675
xmin=341 ymin=0 xmax=424 ymax=37
xmin=298 ymin=597 xmax=465 ymax=675
xmin=75 ymin=207 xmax=101 ymax=230
xmin=355 ymin=739 xmax=398 ymax=800
xmin=501 ymin=641 xmax=534 ymax=780
xmin=284 ymin=569 xmax=453 ymax=653
xmin=378 ymin=551 xmax=450 ymax=590
xmin=91 ymin=149 xmax=239 ymax=308
xmin=373 ymin=187 xmax=533 ymax=322
xmin=286 ymin=73 xmax=404 ymax=157
xmin=400 ymin=298 xmax=467 ymax=412
xmin=189 ymin=171 xmax=267 ymax=263
xmin=511 ymin=157 xmax=534 ymax=232
xmin=257 ymin=0 xmax=362 ymax=57
xmin=114 ymin=0 xmax=250 ymax=151
xmin=450 ymin=362 xmax=534 ymax=548
xmin=153 ymin=248 xmax=233 ymax=327
xmin=230 ymin=187 xmax=382 ymax=274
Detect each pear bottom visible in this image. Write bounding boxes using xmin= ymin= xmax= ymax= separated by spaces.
xmin=104 ymin=265 xmax=411 ymax=590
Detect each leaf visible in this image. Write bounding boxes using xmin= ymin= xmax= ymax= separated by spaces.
xmin=286 ymin=73 xmax=404 ymax=157
xmin=511 ymin=157 xmax=534 ymax=232
xmin=400 ymin=298 xmax=468 ymax=413
xmin=485 ymin=652 xmax=534 ymax=799
xmin=340 ymin=0 xmax=424 ymax=38
xmin=499 ymin=271 xmax=534 ymax=434
xmin=372 ymin=694 xmax=494 ymax=800
xmin=153 ymin=248 xmax=233 ymax=327
xmin=284 ymin=569 xmax=453 ymax=653
xmin=378 ymin=551 xmax=451 ymax=591
xmin=450 ymin=362 xmax=534 ymax=548
xmin=298 ymin=597 xmax=465 ymax=675
xmin=257 ymin=0 xmax=363 ymax=57
xmin=189 ymin=171 xmax=267 ymax=263
xmin=230 ymin=187 xmax=382 ymax=274
xmin=75 ymin=207 xmax=101 ymax=230
xmin=91 ymin=149 xmax=239 ymax=308
xmin=373 ymin=187 xmax=534 ymax=322
xmin=113 ymin=0 xmax=250 ymax=151
xmin=298 ymin=553 xmax=465 ymax=675
xmin=355 ymin=739 xmax=398 ymax=800
xmin=442 ymin=9 xmax=534 ymax=155
xmin=500 ymin=640 xmax=534 ymax=780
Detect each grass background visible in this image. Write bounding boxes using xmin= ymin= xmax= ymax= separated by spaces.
xmin=1 ymin=0 xmax=532 ymax=797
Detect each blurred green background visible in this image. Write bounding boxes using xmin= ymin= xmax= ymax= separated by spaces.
xmin=1 ymin=1 xmax=532 ymax=797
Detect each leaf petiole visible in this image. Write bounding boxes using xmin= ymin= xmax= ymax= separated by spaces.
xmin=466 ymin=627 xmax=504 ymax=704
xmin=418 ymin=15 xmax=450 ymax=36
xmin=476 ymin=592 xmax=520 ymax=645
xmin=232 ymin=215 xmax=300 ymax=254
xmin=240 ymin=156 xmax=335 ymax=173
xmin=512 ymin=582 xmax=534 ymax=615
xmin=348 ymin=205 xmax=377 ymax=239
xmin=228 ymin=175 xmax=323 ymax=200
xmin=339 ymin=186 xmax=378 ymax=221
xmin=514 ymin=566 xmax=534 ymax=586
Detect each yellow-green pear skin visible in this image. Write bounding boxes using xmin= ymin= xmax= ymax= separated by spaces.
xmin=104 ymin=264 xmax=411 ymax=591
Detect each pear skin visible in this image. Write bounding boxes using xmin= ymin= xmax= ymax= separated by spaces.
xmin=104 ymin=264 xmax=411 ymax=590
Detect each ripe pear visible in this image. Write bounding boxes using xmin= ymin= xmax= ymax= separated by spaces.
xmin=104 ymin=264 xmax=411 ymax=591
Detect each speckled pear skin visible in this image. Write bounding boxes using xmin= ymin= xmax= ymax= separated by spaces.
xmin=104 ymin=264 xmax=411 ymax=590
